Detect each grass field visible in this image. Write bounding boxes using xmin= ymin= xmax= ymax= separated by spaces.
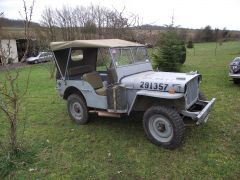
xmin=0 ymin=41 xmax=240 ymax=179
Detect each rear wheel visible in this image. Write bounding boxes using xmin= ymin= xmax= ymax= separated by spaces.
xmin=67 ymin=94 xmax=89 ymax=125
xmin=143 ymin=106 xmax=185 ymax=149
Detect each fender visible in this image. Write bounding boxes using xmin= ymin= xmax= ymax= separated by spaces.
xmin=128 ymin=90 xmax=184 ymax=115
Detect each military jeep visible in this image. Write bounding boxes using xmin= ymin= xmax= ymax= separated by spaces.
xmin=50 ymin=39 xmax=216 ymax=149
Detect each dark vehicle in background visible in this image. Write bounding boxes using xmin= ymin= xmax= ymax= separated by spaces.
xmin=26 ymin=51 xmax=54 ymax=64
xmin=229 ymin=57 xmax=240 ymax=84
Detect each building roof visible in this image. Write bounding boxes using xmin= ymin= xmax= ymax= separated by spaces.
xmin=50 ymin=39 xmax=144 ymax=51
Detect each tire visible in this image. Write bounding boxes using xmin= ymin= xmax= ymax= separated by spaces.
xmin=34 ymin=60 xmax=38 ymax=64
xmin=143 ymin=106 xmax=185 ymax=149
xmin=67 ymin=94 xmax=89 ymax=125
xmin=198 ymin=91 xmax=206 ymax=101
xmin=233 ymin=78 xmax=240 ymax=84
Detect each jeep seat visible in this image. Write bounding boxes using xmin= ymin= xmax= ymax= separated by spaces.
xmin=82 ymin=71 xmax=106 ymax=96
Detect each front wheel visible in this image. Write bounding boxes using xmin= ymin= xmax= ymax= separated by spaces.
xmin=67 ymin=94 xmax=89 ymax=125
xmin=143 ymin=106 xmax=185 ymax=149
xmin=233 ymin=78 xmax=240 ymax=84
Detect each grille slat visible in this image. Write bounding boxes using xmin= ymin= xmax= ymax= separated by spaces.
xmin=186 ymin=78 xmax=199 ymax=107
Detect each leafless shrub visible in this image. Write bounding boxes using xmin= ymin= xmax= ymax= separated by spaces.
xmin=0 ymin=0 xmax=34 ymax=154
xmin=0 ymin=65 xmax=31 ymax=153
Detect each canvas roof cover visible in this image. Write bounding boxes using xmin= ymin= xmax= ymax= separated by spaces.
xmin=50 ymin=39 xmax=144 ymax=51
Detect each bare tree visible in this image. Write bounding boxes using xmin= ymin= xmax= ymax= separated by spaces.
xmin=19 ymin=0 xmax=35 ymax=62
xmin=41 ymin=7 xmax=57 ymax=41
xmin=41 ymin=5 xmax=139 ymax=41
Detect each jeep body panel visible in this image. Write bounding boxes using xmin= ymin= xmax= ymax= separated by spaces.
xmin=115 ymin=62 xmax=153 ymax=81
xmin=127 ymin=90 xmax=185 ymax=115
xmin=57 ymin=80 xmax=108 ymax=109
xmin=120 ymin=71 xmax=200 ymax=114
xmin=120 ymin=71 xmax=200 ymax=93
xmin=136 ymin=90 xmax=184 ymax=99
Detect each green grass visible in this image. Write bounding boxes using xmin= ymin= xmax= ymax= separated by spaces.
xmin=0 ymin=41 xmax=240 ymax=179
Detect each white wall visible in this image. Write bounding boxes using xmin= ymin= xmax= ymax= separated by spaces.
xmin=0 ymin=39 xmax=18 ymax=63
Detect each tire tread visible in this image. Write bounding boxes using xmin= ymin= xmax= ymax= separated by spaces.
xmin=67 ymin=94 xmax=89 ymax=125
xmin=143 ymin=106 xmax=185 ymax=149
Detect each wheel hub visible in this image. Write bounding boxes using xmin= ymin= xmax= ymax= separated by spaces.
xmin=70 ymin=102 xmax=83 ymax=120
xmin=148 ymin=115 xmax=173 ymax=143
xmin=157 ymin=123 xmax=166 ymax=132
xmin=74 ymin=104 xmax=80 ymax=113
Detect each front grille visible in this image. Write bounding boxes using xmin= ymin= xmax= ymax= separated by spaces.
xmin=186 ymin=77 xmax=199 ymax=108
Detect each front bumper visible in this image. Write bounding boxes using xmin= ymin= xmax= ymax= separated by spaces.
xmin=181 ymin=98 xmax=216 ymax=125
xmin=229 ymin=73 xmax=240 ymax=79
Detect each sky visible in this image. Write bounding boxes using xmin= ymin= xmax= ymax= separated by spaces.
xmin=0 ymin=0 xmax=240 ymax=30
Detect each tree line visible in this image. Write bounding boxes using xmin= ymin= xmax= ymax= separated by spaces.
xmin=192 ymin=25 xmax=230 ymax=43
xmin=40 ymin=5 xmax=139 ymax=41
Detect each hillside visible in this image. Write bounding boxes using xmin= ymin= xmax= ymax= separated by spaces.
xmin=0 ymin=18 xmax=240 ymax=44
xmin=0 ymin=17 xmax=40 ymax=28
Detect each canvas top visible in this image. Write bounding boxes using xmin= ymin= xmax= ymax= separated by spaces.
xmin=50 ymin=39 xmax=144 ymax=51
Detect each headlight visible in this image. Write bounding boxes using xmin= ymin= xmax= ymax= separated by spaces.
xmin=232 ymin=66 xmax=238 ymax=70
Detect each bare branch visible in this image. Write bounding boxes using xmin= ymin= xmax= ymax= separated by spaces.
xmin=20 ymin=0 xmax=35 ymax=62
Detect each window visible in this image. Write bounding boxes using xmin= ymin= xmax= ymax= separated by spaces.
xmin=39 ymin=53 xmax=47 ymax=59
xmin=96 ymin=48 xmax=112 ymax=71
xmin=71 ymin=49 xmax=83 ymax=61
xmin=111 ymin=48 xmax=133 ymax=66
xmin=132 ymin=47 xmax=148 ymax=63
xmin=46 ymin=52 xmax=53 ymax=56
xmin=110 ymin=47 xmax=148 ymax=67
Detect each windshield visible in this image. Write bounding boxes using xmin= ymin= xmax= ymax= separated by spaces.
xmin=38 ymin=52 xmax=53 ymax=57
xmin=110 ymin=47 xmax=149 ymax=67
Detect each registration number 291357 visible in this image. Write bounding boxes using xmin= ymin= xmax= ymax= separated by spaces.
xmin=139 ymin=81 xmax=169 ymax=91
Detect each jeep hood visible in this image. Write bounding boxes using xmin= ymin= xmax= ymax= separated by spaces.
xmin=120 ymin=71 xmax=200 ymax=93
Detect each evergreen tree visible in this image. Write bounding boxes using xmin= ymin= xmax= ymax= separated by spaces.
xmin=152 ymin=29 xmax=186 ymax=72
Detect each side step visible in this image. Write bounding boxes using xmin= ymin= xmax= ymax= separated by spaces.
xmin=89 ymin=110 xmax=121 ymax=118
